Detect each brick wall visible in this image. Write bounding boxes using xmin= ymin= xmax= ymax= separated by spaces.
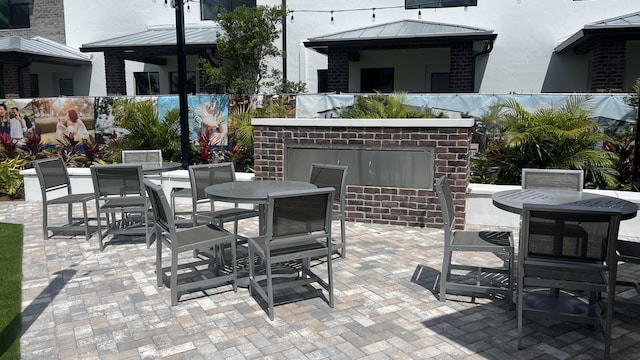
xmin=2 ymin=58 xmax=31 ymax=98
xmin=104 ymin=54 xmax=126 ymax=96
xmin=0 ymin=0 xmax=66 ymax=44
xmin=590 ymin=38 xmax=626 ymax=93
xmin=253 ymin=124 xmax=471 ymax=229
xmin=449 ymin=42 xmax=474 ymax=92
xmin=327 ymin=48 xmax=350 ymax=93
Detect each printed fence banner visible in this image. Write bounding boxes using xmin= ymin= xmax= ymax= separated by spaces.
xmin=32 ymin=97 xmax=95 ymax=145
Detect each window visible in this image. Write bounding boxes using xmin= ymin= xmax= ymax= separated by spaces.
xmin=59 ymin=79 xmax=73 ymax=96
xmin=170 ymin=71 xmax=196 ymax=94
xmin=134 ymin=72 xmax=160 ymax=95
xmin=360 ymin=68 xmax=394 ymax=93
xmin=201 ymin=0 xmax=256 ymax=21
xmin=405 ymin=0 xmax=477 ymax=9
xmin=430 ymin=72 xmax=450 ymax=92
xmin=317 ymin=70 xmax=328 ymax=93
xmin=0 ymin=0 xmax=30 ymax=29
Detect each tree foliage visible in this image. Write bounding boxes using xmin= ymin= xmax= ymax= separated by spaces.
xmin=472 ymin=95 xmax=619 ymax=188
xmin=340 ymin=92 xmax=446 ymax=118
xmin=199 ymin=5 xmax=305 ymax=95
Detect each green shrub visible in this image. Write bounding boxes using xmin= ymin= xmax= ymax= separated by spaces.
xmin=0 ymin=157 xmax=26 ymax=199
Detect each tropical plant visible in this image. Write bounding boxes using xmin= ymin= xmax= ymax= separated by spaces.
xmin=0 ymin=132 xmax=19 ymax=160
xmin=0 ymin=157 xmax=27 ymax=198
xmin=603 ymin=132 xmax=634 ymax=190
xmin=340 ymin=92 xmax=446 ymax=118
xmin=116 ymin=99 xmax=183 ymax=162
xmin=199 ymin=5 xmax=294 ymax=95
xmin=472 ymin=96 xmax=618 ymax=188
xmin=20 ymin=129 xmax=47 ymax=163
xmin=226 ymin=104 xmax=255 ymax=172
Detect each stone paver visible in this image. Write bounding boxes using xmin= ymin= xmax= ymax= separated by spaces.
xmin=2 ymin=200 xmax=640 ymax=359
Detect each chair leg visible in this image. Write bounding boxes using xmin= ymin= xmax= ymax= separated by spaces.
xmin=171 ymin=249 xmax=179 ymax=306
xmin=230 ymin=239 xmax=237 ymax=293
xmin=517 ymin=276 xmax=524 ymax=349
xmin=266 ymin=263 xmax=274 ymax=321
xmin=327 ymin=252 xmax=334 ymax=308
xmin=339 ymin=216 xmax=346 ymax=258
xmin=82 ymin=202 xmax=90 ymax=240
xmin=156 ymin=228 xmax=163 ymax=288
xmin=42 ymin=203 xmax=48 ymax=240
xmin=440 ymin=249 xmax=452 ymax=302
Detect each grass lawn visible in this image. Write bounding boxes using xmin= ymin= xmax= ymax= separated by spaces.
xmin=0 ymin=223 xmax=23 ymax=360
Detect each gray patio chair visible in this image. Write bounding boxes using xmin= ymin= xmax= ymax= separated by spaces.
xmin=521 ymin=168 xmax=584 ymax=191
xmin=308 ymin=163 xmax=349 ymax=258
xmin=90 ymin=164 xmax=152 ymax=250
xmin=247 ymin=187 xmax=335 ymax=320
xmin=613 ymin=239 xmax=640 ymax=309
xmin=122 ymin=149 xmax=162 ymax=165
xmin=434 ymin=175 xmax=514 ymax=303
xmin=182 ymin=163 xmax=259 ymax=230
xmin=517 ymin=203 xmax=621 ymax=359
xmin=33 ymin=157 xmax=95 ymax=240
xmin=144 ymin=179 xmax=236 ymax=306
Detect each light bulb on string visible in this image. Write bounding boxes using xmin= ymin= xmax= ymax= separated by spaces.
xmin=290 ymin=11 xmax=294 ymax=23
xmin=164 ymin=0 xmax=168 ymax=7
xmin=418 ymin=6 xmax=422 ymax=19
xmin=372 ymin=8 xmax=376 ymax=22
xmin=330 ymin=10 xmax=334 ymax=24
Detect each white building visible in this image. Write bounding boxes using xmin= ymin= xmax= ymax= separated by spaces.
xmin=0 ymin=0 xmax=639 ymax=97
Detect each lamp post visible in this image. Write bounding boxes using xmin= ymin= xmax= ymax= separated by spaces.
xmin=157 ymin=0 xmax=191 ymax=169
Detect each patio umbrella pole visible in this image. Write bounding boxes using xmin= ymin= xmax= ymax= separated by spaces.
xmin=174 ymin=0 xmax=190 ymax=169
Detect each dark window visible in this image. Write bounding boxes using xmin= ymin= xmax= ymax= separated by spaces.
xmin=30 ymin=73 xmax=38 ymax=97
xmin=0 ymin=0 xmax=30 ymax=29
xmin=430 ymin=72 xmax=450 ymax=92
xmin=59 ymin=79 xmax=73 ymax=96
xmin=405 ymin=0 xmax=477 ymax=9
xmin=134 ymin=72 xmax=160 ymax=95
xmin=201 ymin=0 xmax=256 ymax=21
xmin=317 ymin=69 xmax=328 ymax=93
xmin=170 ymin=71 xmax=196 ymax=94
xmin=361 ymin=68 xmax=394 ymax=93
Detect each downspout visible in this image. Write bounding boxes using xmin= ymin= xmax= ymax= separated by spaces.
xmin=471 ymin=40 xmax=494 ymax=92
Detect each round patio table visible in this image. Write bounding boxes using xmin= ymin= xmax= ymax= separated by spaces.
xmin=492 ymin=189 xmax=638 ymax=220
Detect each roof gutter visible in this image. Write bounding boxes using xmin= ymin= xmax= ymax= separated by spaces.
xmin=472 ymin=39 xmax=494 ymax=91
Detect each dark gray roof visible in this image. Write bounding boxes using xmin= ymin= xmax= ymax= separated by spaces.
xmin=555 ymin=11 xmax=640 ymax=53
xmin=305 ymin=19 xmax=495 ymax=52
xmin=80 ymin=25 xmax=222 ymax=52
xmin=0 ymin=36 xmax=91 ymax=65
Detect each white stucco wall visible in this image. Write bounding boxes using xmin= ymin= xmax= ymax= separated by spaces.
xmin=61 ymin=0 xmax=640 ymax=96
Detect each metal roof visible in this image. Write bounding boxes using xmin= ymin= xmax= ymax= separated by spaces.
xmin=80 ymin=25 xmax=222 ymax=52
xmin=308 ymin=19 xmax=493 ymax=42
xmin=304 ymin=19 xmax=495 ymax=52
xmin=555 ymin=11 xmax=640 ymax=53
xmin=0 ymin=36 xmax=91 ymax=65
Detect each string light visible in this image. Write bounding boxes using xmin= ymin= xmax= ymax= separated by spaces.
xmin=372 ymin=8 xmax=376 ymax=22
xmin=330 ymin=10 xmax=334 ymax=24
xmin=290 ymin=10 xmax=294 ymax=23
xmin=418 ymin=5 xmax=422 ymax=19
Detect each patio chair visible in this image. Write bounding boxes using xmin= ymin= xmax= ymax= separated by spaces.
xmin=121 ymin=149 xmax=162 ymax=165
xmin=176 ymin=163 xmax=260 ymax=232
xmin=144 ymin=179 xmax=236 ymax=306
xmin=308 ymin=163 xmax=349 ymax=257
xmin=521 ymin=168 xmax=584 ymax=191
xmin=247 ymin=187 xmax=335 ymax=320
xmin=32 ymin=157 xmax=96 ymax=240
xmin=434 ymin=175 xmax=514 ymax=303
xmin=613 ymin=239 xmax=640 ymax=309
xmin=517 ymin=203 xmax=621 ymax=359
xmin=90 ymin=164 xmax=152 ymax=250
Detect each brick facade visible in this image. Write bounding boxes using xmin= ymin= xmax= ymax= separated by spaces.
xmin=104 ymin=54 xmax=126 ymax=96
xmin=327 ymin=48 xmax=350 ymax=93
xmin=590 ymin=38 xmax=626 ymax=93
xmin=253 ymin=124 xmax=471 ymax=229
xmin=449 ymin=42 xmax=474 ymax=92
xmin=1 ymin=57 xmax=31 ymax=98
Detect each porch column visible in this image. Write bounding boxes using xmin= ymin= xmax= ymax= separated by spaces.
xmin=1 ymin=58 xmax=31 ymax=98
xmin=327 ymin=47 xmax=349 ymax=93
xmin=449 ymin=42 xmax=474 ymax=93
xmin=104 ymin=53 xmax=126 ymax=96
xmin=590 ymin=38 xmax=626 ymax=93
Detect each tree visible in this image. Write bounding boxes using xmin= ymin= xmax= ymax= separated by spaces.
xmin=199 ymin=5 xmax=305 ymax=95
xmin=472 ymin=96 xmax=619 ymax=188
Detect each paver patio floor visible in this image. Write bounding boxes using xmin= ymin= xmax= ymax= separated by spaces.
xmin=3 ymin=200 xmax=640 ymax=359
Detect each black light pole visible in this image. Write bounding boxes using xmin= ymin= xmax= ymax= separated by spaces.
xmin=169 ymin=0 xmax=191 ymax=169
xmin=634 ymin=104 xmax=640 ymax=191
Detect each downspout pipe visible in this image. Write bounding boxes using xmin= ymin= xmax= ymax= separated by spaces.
xmin=471 ymin=40 xmax=494 ymax=92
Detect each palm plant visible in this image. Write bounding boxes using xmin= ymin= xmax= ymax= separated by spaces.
xmin=115 ymin=98 xmax=182 ymax=162
xmin=340 ymin=92 xmax=444 ymax=118
xmin=476 ymin=95 xmax=618 ymax=188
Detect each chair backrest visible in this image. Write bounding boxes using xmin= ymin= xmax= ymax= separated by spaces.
xmin=434 ymin=175 xmax=456 ymax=238
xmin=122 ymin=149 xmax=163 ymax=165
xmin=308 ymin=163 xmax=348 ymax=206
xmin=90 ymin=164 xmax=145 ymax=197
xmin=521 ymin=168 xmax=584 ymax=191
xmin=520 ymin=203 xmax=621 ymax=264
xmin=188 ymin=162 xmax=237 ymax=201
xmin=32 ymin=157 xmax=72 ymax=196
xmin=266 ymin=188 xmax=334 ymax=240
xmin=144 ymin=179 xmax=176 ymax=236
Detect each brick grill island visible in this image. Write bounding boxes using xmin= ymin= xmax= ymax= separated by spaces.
xmin=252 ymin=118 xmax=475 ymax=229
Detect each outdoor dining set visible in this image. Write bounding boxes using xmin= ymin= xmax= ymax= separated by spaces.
xmin=31 ymin=153 xmax=640 ymax=358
